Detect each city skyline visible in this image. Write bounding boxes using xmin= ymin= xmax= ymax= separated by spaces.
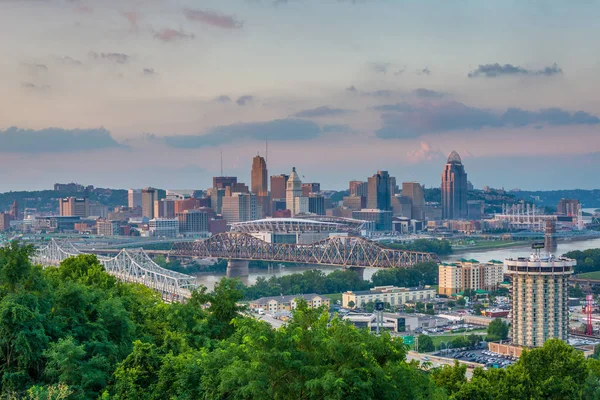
xmin=1 ymin=1 xmax=600 ymax=191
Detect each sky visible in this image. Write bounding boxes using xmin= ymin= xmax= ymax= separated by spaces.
xmin=1 ymin=0 xmax=599 ymax=192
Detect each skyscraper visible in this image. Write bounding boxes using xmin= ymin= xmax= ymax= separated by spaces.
xmin=505 ymin=253 xmax=574 ymax=347
xmin=270 ymin=174 xmax=289 ymax=200
xmin=141 ymin=188 xmax=158 ymax=219
xmin=402 ymin=182 xmax=425 ymax=219
xmin=213 ymin=176 xmax=238 ymax=190
xmin=221 ymin=193 xmax=258 ymax=224
xmin=367 ymin=171 xmax=393 ymax=211
xmin=286 ymin=167 xmax=303 ymax=216
xmin=349 ymin=181 xmax=368 ymax=197
xmin=441 ymin=151 xmax=468 ymax=220
xmin=251 ymin=155 xmax=268 ymax=196
xmin=59 ymin=197 xmax=89 ymax=218
xmin=128 ymin=189 xmax=142 ymax=208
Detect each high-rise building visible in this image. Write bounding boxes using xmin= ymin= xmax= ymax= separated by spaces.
xmin=294 ymin=197 xmax=310 ymax=215
xmin=402 ymin=182 xmax=425 ymax=219
xmin=302 ymin=183 xmax=320 ymax=196
xmin=467 ymin=200 xmax=484 ymax=220
xmin=148 ymin=218 xmax=179 ymax=238
xmin=154 ymin=199 xmax=176 ymax=218
xmin=438 ymin=260 xmax=504 ymax=296
xmin=441 ymin=151 xmax=468 ymax=220
xmin=391 ymin=196 xmax=412 ymax=218
xmin=88 ymin=204 xmax=109 ymax=218
xmin=9 ymin=200 xmax=19 ymax=220
xmin=222 ymin=193 xmax=258 ymax=224
xmin=174 ymin=198 xmax=202 ymax=214
xmin=270 ymin=174 xmax=289 ymax=200
xmin=251 ymin=155 xmax=268 ymax=196
xmin=367 ymin=171 xmax=393 ymax=211
xmin=209 ymin=188 xmax=226 ymax=214
xmin=308 ymin=194 xmax=325 ymax=215
xmin=59 ymin=197 xmax=89 ymax=218
xmin=343 ymin=195 xmax=366 ymax=211
xmin=128 ymin=189 xmax=142 ymax=208
xmin=97 ymin=219 xmax=121 ymax=236
xmin=352 ymin=209 xmax=393 ymax=232
xmin=177 ymin=209 xmax=210 ymax=236
xmin=505 ymin=254 xmax=574 ymax=347
xmin=0 ymin=213 xmax=13 ymax=231
xmin=557 ymin=198 xmax=580 ymax=216
xmin=349 ymin=181 xmax=368 ymax=197
xmin=141 ymin=188 xmax=158 ymax=219
xmin=286 ymin=167 xmax=303 ymax=216
xmin=213 ymin=176 xmax=238 ymax=190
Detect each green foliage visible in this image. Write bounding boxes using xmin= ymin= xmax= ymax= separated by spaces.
xmin=371 ymin=261 xmax=439 ymax=288
xmin=417 ymin=334 xmax=435 ymax=353
xmin=487 ymin=318 xmax=509 ymax=342
xmin=472 ymin=303 xmax=486 ymax=316
xmin=457 ymin=297 xmax=466 ymax=307
xmin=565 ymin=248 xmax=600 ymax=274
xmin=386 ymin=240 xmax=453 ymax=256
xmin=0 ymin=189 xmax=127 ymax=214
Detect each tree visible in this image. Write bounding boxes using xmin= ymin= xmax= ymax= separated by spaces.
xmin=457 ymin=298 xmax=466 ymax=307
xmin=417 ymin=334 xmax=434 ymax=353
xmin=487 ymin=318 xmax=509 ymax=341
xmin=451 ymin=337 xmax=470 ymax=350
xmin=472 ymin=303 xmax=485 ymax=316
xmin=196 ymin=278 xmax=245 ymax=339
xmin=447 ymin=300 xmax=456 ymax=308
xmin=431 ymin=361 xmax=467 ymax=395
xmin=347 ymin=300 xmax=355 ymax=308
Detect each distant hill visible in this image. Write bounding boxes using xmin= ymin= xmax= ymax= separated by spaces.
xmin=512 ymin=189 xmax=600 ymax=208
xmin=0 ymin=189 xmax=127 ymax=213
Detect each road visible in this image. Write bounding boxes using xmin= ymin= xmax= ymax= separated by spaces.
xmin=407 ymin=351 xmax=475 ymax=379
xmin=255 ymin=313 xmax=286 ymax=329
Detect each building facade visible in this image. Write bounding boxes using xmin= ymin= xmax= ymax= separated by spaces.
xmin=97 ymin=219 xmax=121 ymax=236
xmin=213 ymin=176 xmax=238 ymax=190
xmin=441 ymin=151 xmax=468 ymax=220
xmin=342 ymin=285 xmax=436 ymax=309
xmin=367 ymin=171 xmax=393 ymax=211
xmin=141 ymin=188 xmax=158 ymax=220
xmin=352 ymin=209 xmax=392 ymax=231
xmin=249 ymin=294 xmax=330 ymax=312
xmin=286 ymin=167 xmax=303 ymax=216
xmin=148 ymin=218 xmax=179 ymax=238
xmin=270 ymin=174 xmax=289 ymax=200
xmin=221 ymin=193 xmax=258 ymax=224
xmin=557 ymin=198 xmax=580 ymax=216
xmin=308 ymin=194 xmax=325 ymax=216
xmin=438 ymin=260 xmax=504 ymax=296
xmin=177 ymin=209 xmax=210 ymax=236
xmin=302 ymin=183 xmax=320 ymax=196
xmin=154 ymin=199 xmax=176 ymax=218
xmin=59 ymin=197 xmax=89 ymax=218
xmin=343 ymin=195 xmax=366 ymax=211
xmin=349 ymin=180 xmax=368 ymax=197
xmin=505 ymin=255 xmax=574 ymax=347
xmin=402 ymin=182 xmax=425 ymax=220
xmin=128 ymin=189 xmax=142 ymax=208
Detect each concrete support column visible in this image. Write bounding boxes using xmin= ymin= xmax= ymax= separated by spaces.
xmin=226 ymin=259 xmax=249 ymax=278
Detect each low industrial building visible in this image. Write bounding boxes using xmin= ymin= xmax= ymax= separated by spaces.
xmin=342 ymin=285 xmax=436 ymax=309
xmin=248 ymin=294 xmax=330 ymax=313
xmin=342 ymin=312 xmax=449 ymax=333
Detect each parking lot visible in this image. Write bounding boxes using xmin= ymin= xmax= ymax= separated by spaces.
xmin=437 ymin=348 xmax=517 ymax=369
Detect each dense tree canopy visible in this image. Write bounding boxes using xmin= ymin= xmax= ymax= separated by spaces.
xmin=1 ymin=242 xmax=600 ymax=399
xmin=487 ymin=318 xmax=509 ymax=342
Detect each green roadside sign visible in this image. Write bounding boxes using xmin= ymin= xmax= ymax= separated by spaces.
xmin=401 ymin=335 xmax=414 ymax=345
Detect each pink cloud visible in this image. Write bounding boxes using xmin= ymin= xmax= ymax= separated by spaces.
xmin=154 ymin=28 xmax=195 ymax=42
xmin=73 ymin=3 xmax=93 ymax=14
xmin=406 ymin=142 xmax=443 ymax=163
xmin=183 ymin=9 xmax=243 ymax=29
xmin=121 ymin=11 xmax=140 ymax=31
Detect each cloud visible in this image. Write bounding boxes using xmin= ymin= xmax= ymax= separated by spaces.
xmin=215 ymin=95 xmax=232 ymax=103
xmin=236 ymin=95 xmax=254 ymax=106
xmin=364 ymin=89 xmax=394 ymax=97
xmin=89 ymin=52 xmax=130 ymax=64
xmin=54 ymin=56 xmax=83 ymax=66
xmin=154 ymin=28 xmax=195 ymax=42
xmin=183 ymin=8 xmax=243 ymax=29
xmin=372 ymin=62 xmax=390 ymax=74
xmin=0 ymin=127 xmax=123 ymax=153
xmin=406 ymin=142 xmax=444 ymax=163
xmin=375 ymin=101 xmax=600 ymax=139
xmin=164 ymin=119 xmax=321 ymax=148
xmin=468 ymin=63 xmax=563 ymax=78
xmin=21 ymin=63 xmax=48 ymax=73
xmin=418 ymin=67 xmax=431 ymax=76
xmin=72 ymin=3 xmax=93 ymax=14
xmin=143 ymin=68 xmax=155 ymax=76
xmin=413 ymin=88 xmax=444 ymax=98
xmin=322 ymin=124 xmax=352 ymax=133
xmin=346 ymin=85 xmax=358 ymax=94
xmin=293 ymin=106 xmax=353 ymax=118
xmin=21 ymin=82 xmax=50 ymax=92
xmin=121 ymin=11 xmax=140 ymax=31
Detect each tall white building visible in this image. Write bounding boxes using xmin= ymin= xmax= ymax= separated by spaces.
xmin=286 ymin=167 xmax=303 ymax=216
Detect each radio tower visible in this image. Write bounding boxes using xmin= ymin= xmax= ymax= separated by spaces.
xmin=587 ymin=294 xmax=594 ymax=336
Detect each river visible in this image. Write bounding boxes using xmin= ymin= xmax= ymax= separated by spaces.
xmin=192 ymin=237 xmax=600 ymax=290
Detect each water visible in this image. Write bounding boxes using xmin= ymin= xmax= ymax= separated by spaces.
xmin=192 ymin=237 xmax=600 ymax=290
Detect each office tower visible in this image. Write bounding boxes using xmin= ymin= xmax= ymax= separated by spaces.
xmin=213 ymin=176 xmax=238 ymax=190
xmin=389 ymin=176 xmax=398 ymax=196
xmin=349 ymin=181 xmax=368 ymax=197
xmin=174 ymin=198 xmax=201 ymax=214
xmin=225 ymin=183 xmax=250 ymax=196
xmin=557 ymin=198 xmax=580 ymax=216
xmin=302 ymin=183 xmax=320 ymax=196
xmin=438 ymin=260 xmax=504 ymax=296
xmin=128 ymin=189 xmax=142 ymax=208
xmin=391 ymin=196 xmax=412 ymax=218
xmin=505 ymin=254 xmax=575 ymax=347
xmin=352 ymin=209 xmax=393 ymax=231
xmin=154 ymin=199 xmax=176 ymax=218
xmin=59 ymin=197 xmax=89 ymax=218
xmin=0 ymin=213 xmax=13 ymax=231
xmin=141 ymin=188 xmax=158 ymax=219
xmin=209 ymin=188 xmax=226 ymax=214
xmin=9 ymin=200 xmax=18 ymax=220
xmin=308 ymin=194 xmax=325 ymax=215
xmin=286 ymin=167 xmax=303 ymax=216
xmin=367 ymin=171 xmax=393 ymax=211
xmin=343 ymin=195 xmax=366 ymax=211
xmin=251 ymin=155 xmax=268 ymax=196
xmin=97 ymin=219 xmax=121 ymax=236
xmin=221 ymin=193 xmax=257 ymax=224
xmin=270 ymin=174 xmax=289 ymax=199
xmin=177 ymin=209 xmax=210 ymax=236
xmin=294 ymin=197 xmax=310 ymax=215
xmin=402 ymin=182 xmax=425 ymax=219
xmin=148 ymin=218 xmax=179 ymax=238
xmin=88 ymin=204 xmax=109 ymax=218
xmin=441 ymin=151 xmax=468 ymax=220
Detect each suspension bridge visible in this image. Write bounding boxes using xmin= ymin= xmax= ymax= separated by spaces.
xmin=33 ymin=239 xmax=199 ymax=302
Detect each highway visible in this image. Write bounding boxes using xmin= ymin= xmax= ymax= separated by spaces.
xmin=406 ymin=351 xmax=476 ymax=379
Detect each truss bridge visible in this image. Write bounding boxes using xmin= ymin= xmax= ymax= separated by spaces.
xmin=33 ymin=239 xmax=198 ymax=302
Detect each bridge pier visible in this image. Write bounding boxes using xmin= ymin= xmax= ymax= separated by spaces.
xmin=347 ymin=266 xmax=366 ymax=280
xmin=226 ymin=259 xmax=249 ymax=278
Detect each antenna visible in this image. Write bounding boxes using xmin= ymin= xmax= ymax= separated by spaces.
xmin=220 ymin=149 xmax=223 ymax=176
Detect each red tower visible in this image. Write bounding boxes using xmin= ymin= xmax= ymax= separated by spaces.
xmin=587 ymin=294 xmax=594 ymax=336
